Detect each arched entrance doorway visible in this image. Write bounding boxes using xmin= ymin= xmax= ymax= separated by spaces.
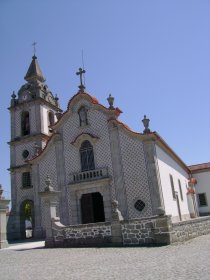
xmin=20 ymin=200 xmax=34 ymax=239
xmin=81 ymin=192 xmax=105 ymax=224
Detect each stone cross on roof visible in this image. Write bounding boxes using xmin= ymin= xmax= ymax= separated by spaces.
xmin=76 ymin=68 xmax=86 ymax=91
xmin=32 ymin=41 xmax=37 ymax=56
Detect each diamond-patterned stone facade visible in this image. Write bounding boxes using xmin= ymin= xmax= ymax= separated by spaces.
xmin=61 ymin=99 xmax=116 ymax=221
xmin=10 ymin=93 xmax=155 ymax=238
xmin=15 ymin=172 xmax=34 ymax=206
xmin=118 ymin=129 xmax=152 ymax=218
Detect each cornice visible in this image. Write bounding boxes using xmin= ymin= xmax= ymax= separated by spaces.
xmin=108 ymin=119 xmax=190 ymax=174
xmin=8 ymin=97 xmax=62 ymax=112
xmin=8 ymin=133 xmax=50 ymax=145
xmin=52 ymin=91 xmax=122 ymax=130
xmin=9 ymin=163 xmax=31 ymax=172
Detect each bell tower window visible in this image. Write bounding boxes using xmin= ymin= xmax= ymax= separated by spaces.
xmin=80 ymin=140 xmax=95 ymax=171
xmin=21 ymin=111 xmax=30 ymax=136
xmin=48 ymin=111 xmax=54 ymax=126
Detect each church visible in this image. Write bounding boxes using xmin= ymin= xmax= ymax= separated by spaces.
xmin=8 ymin=54 xmax=202 ymax=240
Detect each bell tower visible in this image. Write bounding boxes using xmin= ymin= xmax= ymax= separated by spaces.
xmin=8 ymin=54 xmax=62 ymax=239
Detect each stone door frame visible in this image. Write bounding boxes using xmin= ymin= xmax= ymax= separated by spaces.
xmin=68 ymin=178 xmax=112 ymax=225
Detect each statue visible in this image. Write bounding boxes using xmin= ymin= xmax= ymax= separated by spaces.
xmin=112 ymin=200 xmax=124 ymax=222
xmin=78 ymin=106 xmax=88 ymax=126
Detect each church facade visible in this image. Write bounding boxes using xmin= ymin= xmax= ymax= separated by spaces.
xmin=8 ymin=55 xmax=199 ymax=240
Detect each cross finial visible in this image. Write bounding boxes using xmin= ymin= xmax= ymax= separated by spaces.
xmin=76 ymin=68 xmax=86 ymax=91
xmin=32 ymin=41 xmax=37 ymax=56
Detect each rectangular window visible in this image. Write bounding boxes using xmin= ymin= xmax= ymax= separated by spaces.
xmin=178 ymin=179 xmax=183 ymax=201
xmin=197 ymin=193 xmax=208 ymax=207
xmin=22 ymin=172 xmax=31 ymax=188
xmin=170 ymin=174 xmax=176 ymax=199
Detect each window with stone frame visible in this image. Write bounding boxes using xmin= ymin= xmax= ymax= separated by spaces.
xmin=78 ymin=106 xmax=88 ymax=126
xmin=22 ymin=172 xmax=32 ymax=188
xmin=178 ymin=179 xmax=183 ymax=201
xmin=197 ymin=193 xmax=208 ymax=207
xmin=80 ymin=140 xmax=95 ymax=172
xmin=169 ymin=174 xmax=176 ymax=200
xmin=21 ymin=111 xmax=30 ymax=136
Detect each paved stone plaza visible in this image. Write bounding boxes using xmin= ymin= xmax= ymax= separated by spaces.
xmin=0 ymin=235 xmax=210 ymax=280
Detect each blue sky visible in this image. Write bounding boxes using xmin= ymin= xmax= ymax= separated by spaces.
xmin=0 ymin=0 xmax=210 ymax=199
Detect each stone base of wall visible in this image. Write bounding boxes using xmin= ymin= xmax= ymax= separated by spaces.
xmin=50 ymin=221 xmax=112 ymax=248
xmin=47 ymin=215 xmax=210 ymax=248
xmin=171 ymin=216 xmax=210 ymax=243
xmin=122 ymin=215 xmax=172 ymax=246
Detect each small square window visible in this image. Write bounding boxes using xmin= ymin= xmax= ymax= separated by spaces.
xmin=198 ymin=193 xmax=208 ymax=207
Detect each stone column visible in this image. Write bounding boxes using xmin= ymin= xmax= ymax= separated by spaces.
xmin=39 ymin=176 xmax=60 ymax=248
xmin=143 ymin=139 xmax=165 ymax=216
xmin=32 ymin=165 xmax=43 ymax=238
xmin=0 ymin=186 xmax=10 ymax=249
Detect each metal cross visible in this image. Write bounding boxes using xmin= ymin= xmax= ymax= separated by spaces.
xmin=76 ymin=68 xmax=86 ymax=90
xmin=32 ymin=41 xmax=37 ymax=55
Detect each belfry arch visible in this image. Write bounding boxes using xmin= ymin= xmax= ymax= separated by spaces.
xmin=21 ymin=111 xmax=30 ymax=136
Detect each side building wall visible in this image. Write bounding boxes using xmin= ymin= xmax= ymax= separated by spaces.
xmin=155 ymin=144 xmax=190 ymax=222
xmin=193 ymin=170 xmax=210 ymax=215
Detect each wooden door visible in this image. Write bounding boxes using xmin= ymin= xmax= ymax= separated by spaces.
xmin=81 ymin=193 xmax=94 ymax=224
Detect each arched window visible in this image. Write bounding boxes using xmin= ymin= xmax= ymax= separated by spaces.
xmin=48 ymin=111 xmax=54 ymax=126
xmin=78 ymin=106 xmax=88 ymax=126
xmin=21 ymin=111 xmax=30 ymax=136
xmin=80 ymin=140 xmax=95 ymax=171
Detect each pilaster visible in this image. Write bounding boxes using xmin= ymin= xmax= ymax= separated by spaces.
xmin=32 ymin=165 xmax=43 ymax=238
xmin=55 ymin=135 xmax=69 ymax=225
xmin=143 ymin=139 xmax=165 ymax=216
xmin=108 ymin=122 xmax=128 ymax=219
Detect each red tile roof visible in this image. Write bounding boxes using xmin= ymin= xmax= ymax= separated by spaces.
xmin=188 ymin=162 xmax=210 ymax=171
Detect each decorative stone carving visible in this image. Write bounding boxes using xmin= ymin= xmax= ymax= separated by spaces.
xmin=107 ymin=94 xmax=114 ymax=109
xmin=33 ymin=143 xmax=41 ymax=156
xmin=112 ymin=200 xmax=124 ymax=221
xmin=142 ymin=115 xmax=151 ymax=134
xmin=78 ymin=106 xmax=88 ymax=126
xmin=45 ymin=175 xmax=54 ymax=192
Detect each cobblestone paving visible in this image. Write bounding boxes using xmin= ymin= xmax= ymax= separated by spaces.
xmin=0 ymin=235 xmax=210 ymax=280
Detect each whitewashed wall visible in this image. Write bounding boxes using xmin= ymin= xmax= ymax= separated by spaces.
xmin=193 ymin=171 xmax=210 ymax=214
xmin=40 ymin=105 xmax=57 ymax=135
xmin=155 ymin=145 xmax=190 ymax=221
